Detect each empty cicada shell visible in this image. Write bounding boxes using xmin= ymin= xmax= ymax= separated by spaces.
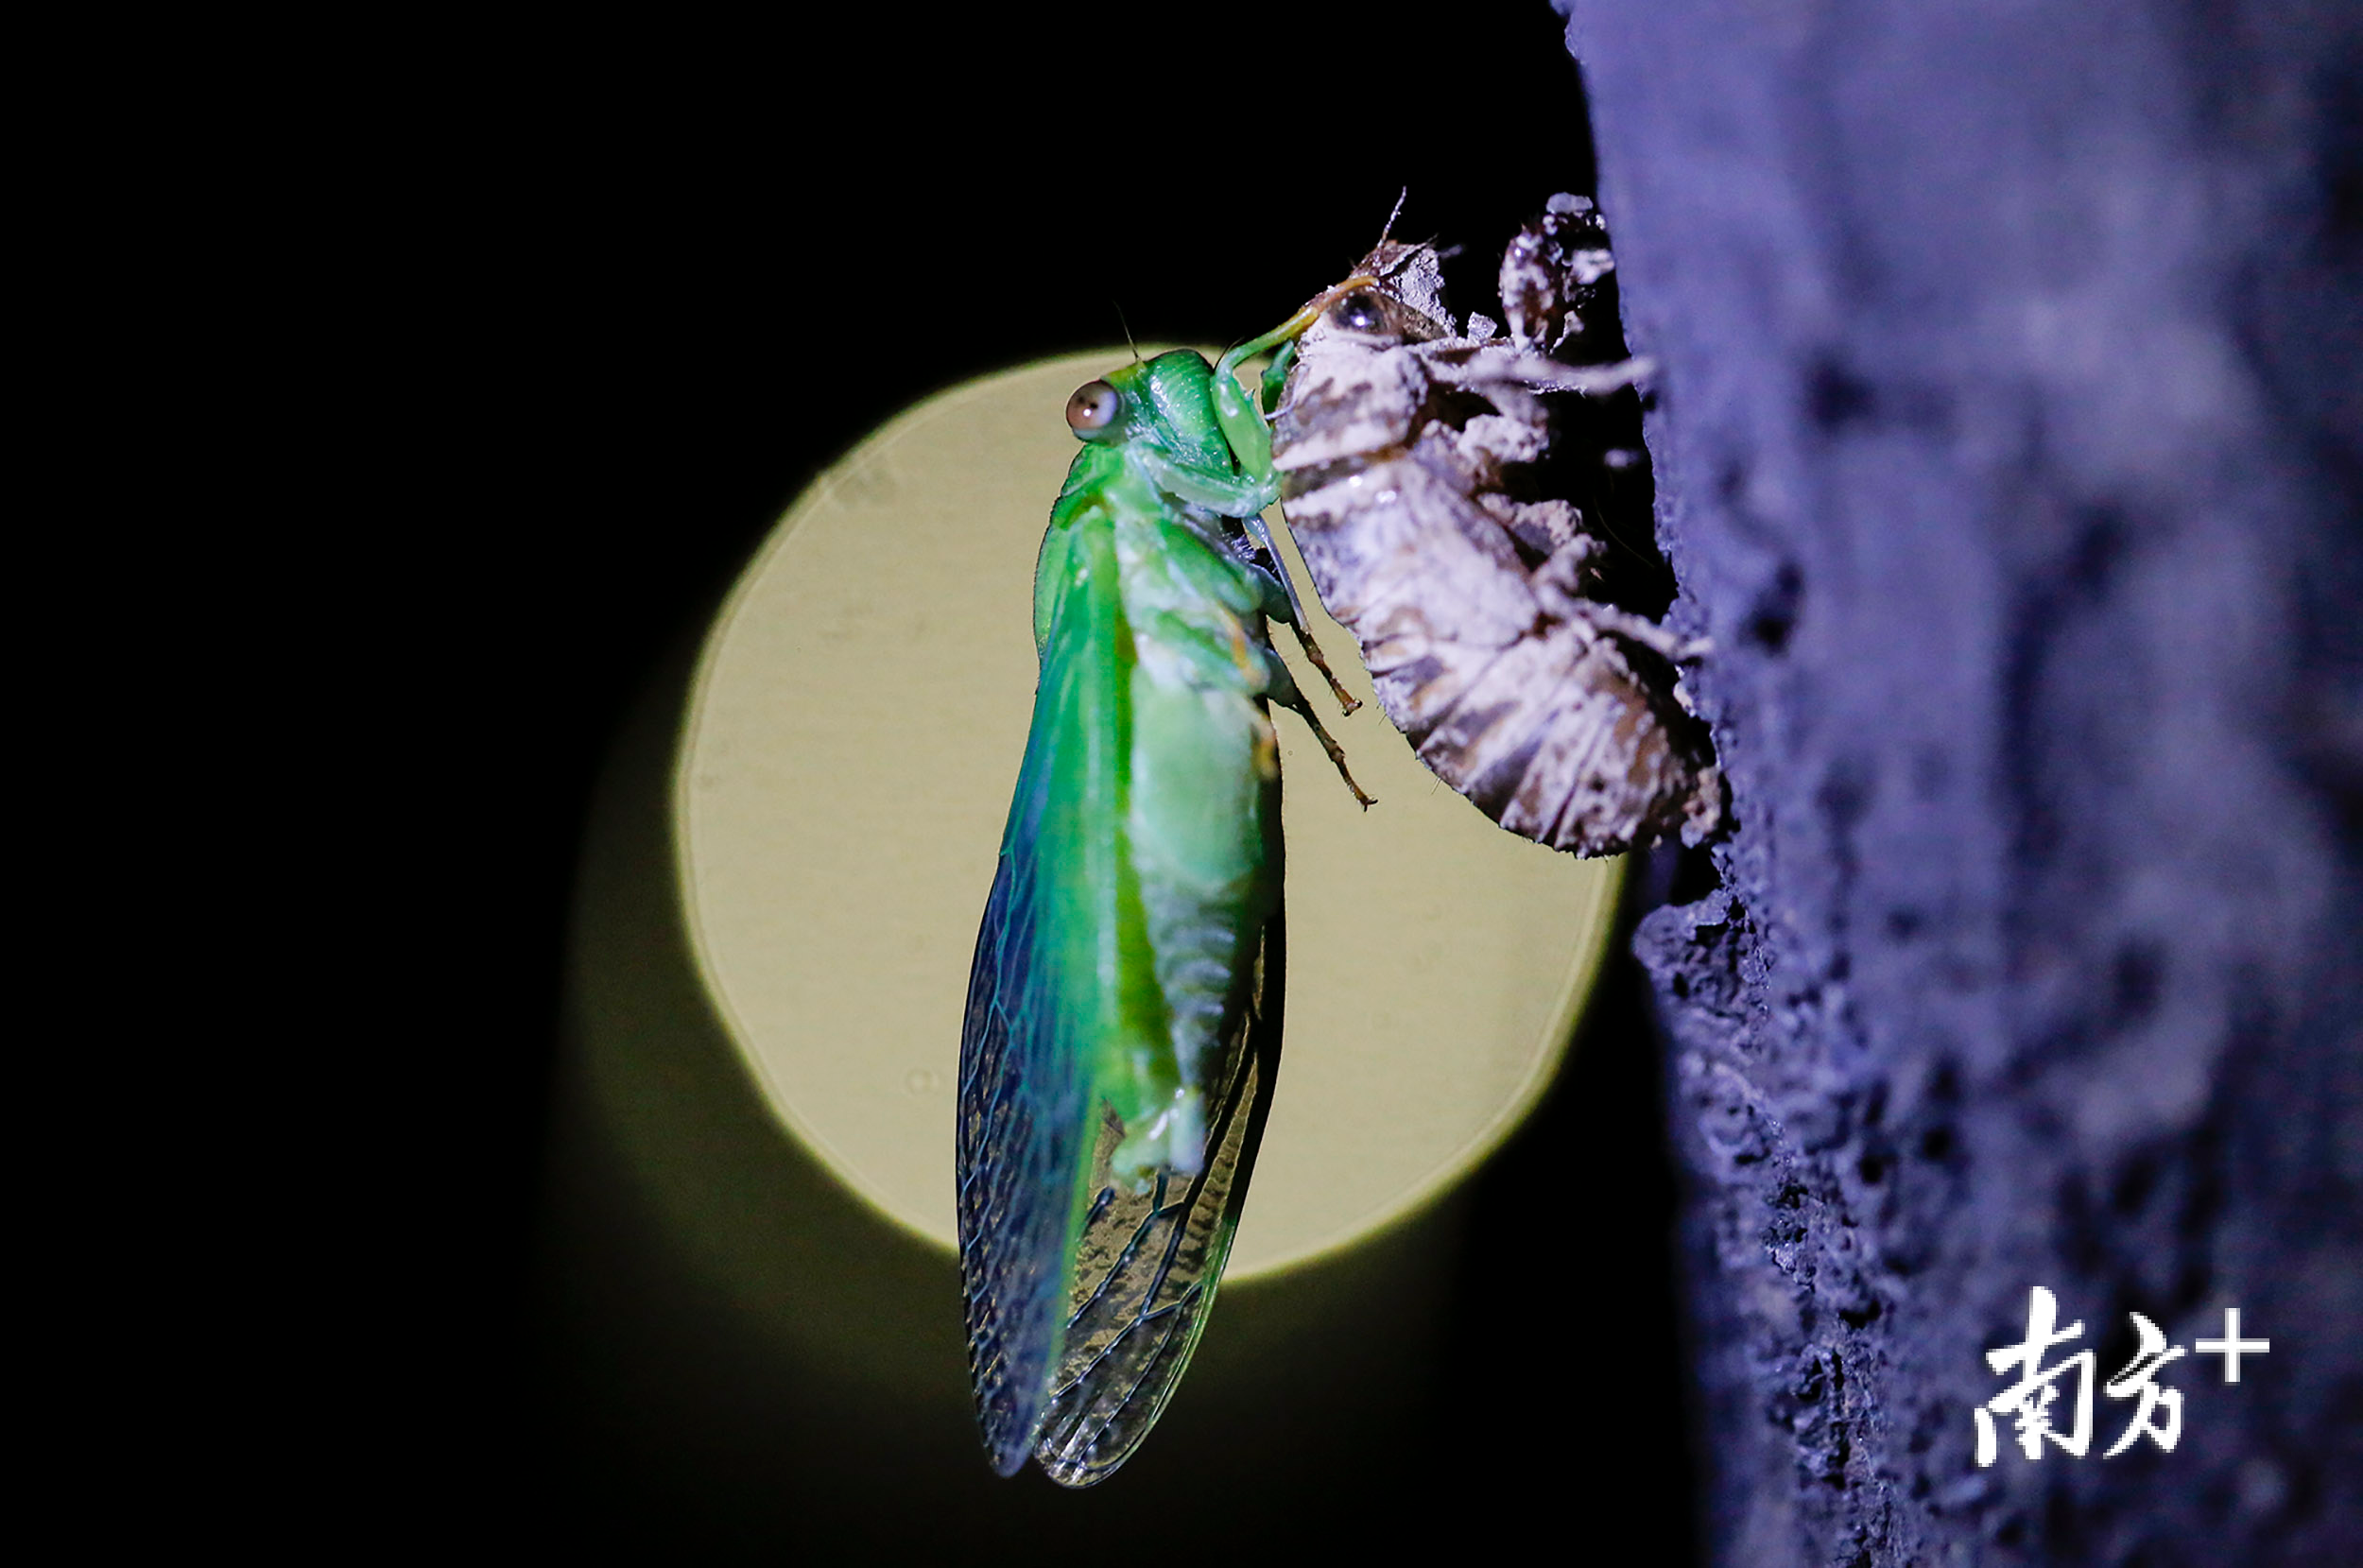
xmin=1270 ymin=196 xmax=1722 ymax=855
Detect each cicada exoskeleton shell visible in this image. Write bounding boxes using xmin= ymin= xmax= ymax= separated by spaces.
xmin=1271 ymin=200 xmax=1722 ymax=856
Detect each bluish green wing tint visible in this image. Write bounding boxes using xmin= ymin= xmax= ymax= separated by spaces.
xmin=957 ymin=514 xmax=1128 ymax=1476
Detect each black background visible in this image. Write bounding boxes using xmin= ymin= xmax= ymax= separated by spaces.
xmin=336 ymin=4 xmax=1702 ymax=1554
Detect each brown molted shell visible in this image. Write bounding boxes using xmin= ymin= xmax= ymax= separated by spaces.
xmin=1272 ymin=203 xmax=1722 ymax=856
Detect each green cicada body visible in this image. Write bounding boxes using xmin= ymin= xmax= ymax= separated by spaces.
xmin=957 ymin=311 xmax=1368 ymax=1486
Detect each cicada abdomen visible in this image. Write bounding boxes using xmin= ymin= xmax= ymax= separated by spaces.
xmin=1271 ymin=196 xmax=1722 ymax=856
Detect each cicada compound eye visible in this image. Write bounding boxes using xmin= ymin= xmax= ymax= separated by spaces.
xmin=1066 ymin=380 xmax=1122 ymax=435
xmin=1331 ymin=292 xmax=1385 ymax=334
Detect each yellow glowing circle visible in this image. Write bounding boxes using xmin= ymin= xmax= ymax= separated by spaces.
xmin=676 ymin=351 xmax=1622 ymax=1279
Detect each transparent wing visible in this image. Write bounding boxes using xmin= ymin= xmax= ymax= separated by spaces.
xmin=1030 ymin=912 xmax=1285 ymax=1488
xmin=957 ymin=521 xmax=1126 ymax=1476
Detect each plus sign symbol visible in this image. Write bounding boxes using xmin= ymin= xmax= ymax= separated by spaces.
xmin=2194 ymin=1308 xmax=2271 ymax=1383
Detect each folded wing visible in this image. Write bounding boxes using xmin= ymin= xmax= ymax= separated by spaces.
xmin=1029 ymin=912 xmax=1283 ymax=1486
xmin=957 ymin=517 xmax=1126 ymax=1475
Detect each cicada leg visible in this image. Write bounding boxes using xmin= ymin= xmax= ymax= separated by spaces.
xmin=1256 ymin=638 xmax=1374 ymax=809
xmin=1244 ymin=508 xmax=1361 ymax=715
xmin=1209 ymin=278 xmax=1382 ymax=723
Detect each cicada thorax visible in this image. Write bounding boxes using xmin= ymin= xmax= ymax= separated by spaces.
xmin=1272 ymin=202 xmax=1723 ymax=856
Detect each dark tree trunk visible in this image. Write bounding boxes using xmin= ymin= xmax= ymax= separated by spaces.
xmin=1561 ymin=2 xmax=2363 ymax=1562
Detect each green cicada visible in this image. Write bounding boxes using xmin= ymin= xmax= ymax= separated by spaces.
xmin=957 ymin=287 xmax=1371 ymax=1487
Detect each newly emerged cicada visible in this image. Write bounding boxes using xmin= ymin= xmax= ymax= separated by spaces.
xmin=957 ymin=292 xmax=1371 ymax=1488
xmin=1270 ymin=196 xmax=1722 ymax=855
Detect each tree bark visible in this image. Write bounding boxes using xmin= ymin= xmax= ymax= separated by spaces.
xmin=1561 ymin=2 xmax=2363 ymax=1561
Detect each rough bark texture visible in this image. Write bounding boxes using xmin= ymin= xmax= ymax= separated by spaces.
xmin=1561 ymin=2 xmax=2363 ymax=1562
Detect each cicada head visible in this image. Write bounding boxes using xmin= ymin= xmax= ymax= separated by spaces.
xmin=1064 ymin=350 xmax=1232 ymax=474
